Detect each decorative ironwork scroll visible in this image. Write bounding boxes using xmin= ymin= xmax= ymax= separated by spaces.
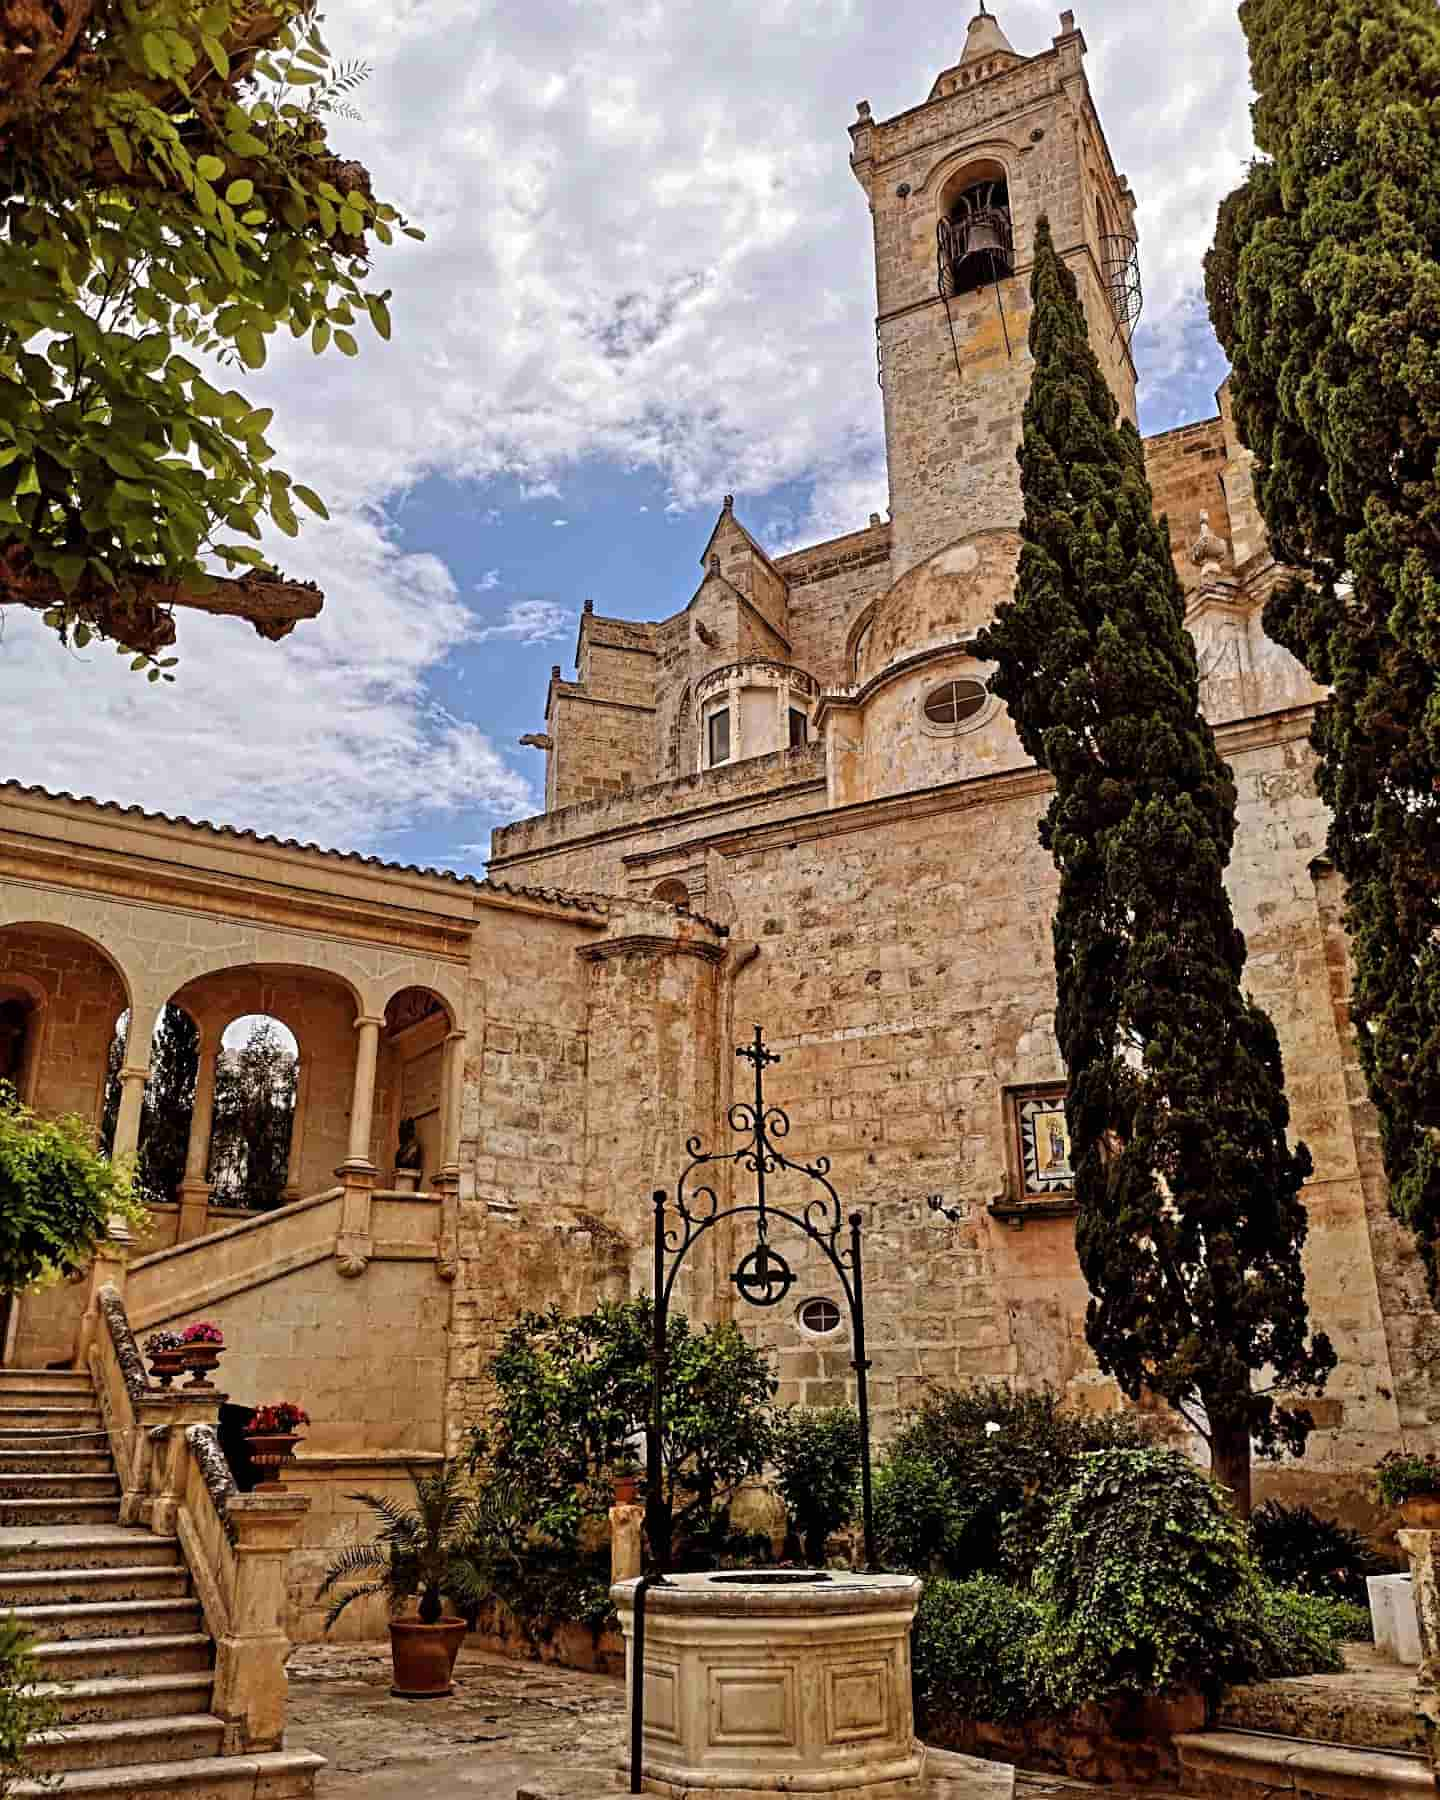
xmin=646 ymin=1024 xmax=877 ymax=1577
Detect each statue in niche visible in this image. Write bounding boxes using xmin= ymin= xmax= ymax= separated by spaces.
xmin=394 ymin=1116 xmax=423 ymax=1192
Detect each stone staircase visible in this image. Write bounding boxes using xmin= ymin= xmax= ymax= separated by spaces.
xmin=0 ymin=1366 xmax=321 ymax=1800
xmin=1178 ymin=1646 xmax=1433 ymax=1798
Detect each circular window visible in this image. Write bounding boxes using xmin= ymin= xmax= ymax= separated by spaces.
xmin=797 ymin=1297 xmax=842 ymax=1337
xmin=923 ymin=678 xmax=988 ymax=727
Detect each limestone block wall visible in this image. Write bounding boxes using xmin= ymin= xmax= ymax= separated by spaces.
xmin=1144 ymin=416 xmax=1234 ymax=591
xmin=777 ymin=520 xmax=893 ymax=690
xmin=488 ymin=744 xmax=828 ymax=901
xmin=684 ymin=712 xmax=1414 ymax=1514
xmin=0 ymin=923 xmax=127 ymax=1123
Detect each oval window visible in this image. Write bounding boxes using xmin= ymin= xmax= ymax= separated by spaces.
xmin=798 ymin=1297 xmax=842 ymax=1336
xmin=923 ymin=678 xmax=987 ymax=728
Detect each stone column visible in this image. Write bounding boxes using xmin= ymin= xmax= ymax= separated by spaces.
xmin=211 ymin=1491 xmax=311 ymax=1754
xmin=176 ymin=1026 xmax=218 ymax=1243
xmin=335 ymin=1014 xmax=383 ymax=1277
xmin=111 ymin=1064 xmax=149 ymax=1165
xmin=1398 ymin=1529 xmax=1440 ymax=1770
xmin=433 ymin=1029 xmax=466 ymax=1282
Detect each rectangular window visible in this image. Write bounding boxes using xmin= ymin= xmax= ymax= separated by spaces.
xmin=788 ymin=708 xmax=808 ymax=749
xmin=706 ymin=707 xmax=731 ymax=766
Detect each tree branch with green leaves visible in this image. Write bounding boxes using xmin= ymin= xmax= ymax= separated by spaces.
xmin=0 ymin=0 xmax=420 ymax=671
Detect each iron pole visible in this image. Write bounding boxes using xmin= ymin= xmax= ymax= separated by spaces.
xmin=849 ymin=1210 xmax=877 ymax=1571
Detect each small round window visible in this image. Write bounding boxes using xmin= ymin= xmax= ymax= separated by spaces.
xmin=923 ymin=678 xmax=988 ymax=728
xmin=798 ymin=1297 xmax=842 ymax=1336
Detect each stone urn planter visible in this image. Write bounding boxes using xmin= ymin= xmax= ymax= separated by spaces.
xmin=178 ymin=1322 xmax=225 ymax=1389
xmin=389 ymin=1618 xmax=468 ymax=1699
xmin=245 ymin=1404 xmax=310 ymax=1492
xmin=144 ymin=1334 xmax=187 ymax=1389
xmin=612 ymin=1471 xmax=641 ymax=1506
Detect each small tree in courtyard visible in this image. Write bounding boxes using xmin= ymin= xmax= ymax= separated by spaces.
xmin=974 ymin=217 xmax=1335 ymax=1512
xmin=1204 ymin=0 xmax=1440 ymax=1297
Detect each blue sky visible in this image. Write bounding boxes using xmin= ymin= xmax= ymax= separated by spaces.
xmin=0 ymin=0 xmax=1253 ymax=876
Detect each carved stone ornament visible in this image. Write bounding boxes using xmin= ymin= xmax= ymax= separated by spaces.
xmin=186 ymin=1423 xmax=239 ymax=1543
xmin=336 ymin=1249 xmax=369 ymax=1278
xmin=99 ymin=1283 xmax=150 ymax=1403
xmin=1190 ymin=510 xmax=1230 ymax=586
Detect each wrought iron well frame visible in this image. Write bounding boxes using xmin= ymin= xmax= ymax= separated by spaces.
xmin=630 ymin=1024 xmax=877 ymax=1791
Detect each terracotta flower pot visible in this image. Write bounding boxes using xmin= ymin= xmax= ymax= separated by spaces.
xmin=182 ymin=1344 xmax=223 ymax=1389
xmin=246 ymin=1431 xmax=302 ymax=1492
xmin=1400 ymin=1494 xmax=1440 ymax=1530
xmin=612 ymin=1473 xmax=641 ymax=1506
xmin=147 ymin=1347 xmax=188 ymax=1389
xmin=389 ymin=1617 xmax=467 ymax=1699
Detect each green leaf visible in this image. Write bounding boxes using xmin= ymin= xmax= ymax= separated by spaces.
xmin=201 ymin=32 xmax=230 ymax=77
xmin=196 ymin=154 xmax=226 ymax=182
xmin=225 ymin=179 xmax=254 ymax=206
xmin=334 ymin=329 xmax=358 ymax=357
xmin=73 ymin=619 xmax=92 ymax=646
xmin=236 ymin=326 xmax=266 ymax=369
xmin=293 ymin=484 xmax=329 ymax=519
xmin=141 ymin=31 xmax=170 ymax=76
xmin=365 ymin=295 xmax=392 ymax=341
xmin=311 ymin=319 xmax=330 ymax=354
xmin=105 ymin=128 xmax=134 ymax=175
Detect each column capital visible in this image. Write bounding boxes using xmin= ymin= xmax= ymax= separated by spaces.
xmin=444 ymin=1027 xmax=467 ymax=1044
xmin=118 ymin=1063 xmax=151 ymax=1085
xmin=353 ymin=1014 xmax=386 ymax=1032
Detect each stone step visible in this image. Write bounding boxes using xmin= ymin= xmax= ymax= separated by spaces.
xmin=0 ymin=1565 xmax=192 ymax=1607
xmin=0 ymin=1497 xmax=121 ymax=1528
xmin=0 ymin=1472 xmax=121 ymax=1500
xmin=0 ymin=1451 xmax=115 ymax=1475
xmin=26 ymin=1714 xmax=226 ymax=1775
xmin=0 ymin=1428 xmax=110 ymax=1450
xmin=1176 ymin=1729 xmax=1433 ymax=1798
xmin=0 ymin=1370 xmax=95 ymax=1395
xmin=29 ymin=1632 xmax=213 ymax=1682
xmin=1217 ymin=1672 xmax=1427 ymax=1757
xmin=0 ymin=1527 xmax=182 ymax=1574
xmin=0 ymin=1382 xmax=97 ymax=1406
xmin=7 ymin=1748 xmax=325 ymax=1800
xmin=0 ymin=1406 xmax=104 ymax=1432
xmin=7 ymin=1597 xmax=204 ymax=1643
xmin=37 ymin=1673 xmax=216 ymax=1727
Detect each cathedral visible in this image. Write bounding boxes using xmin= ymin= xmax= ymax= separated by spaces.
xmin=0 ymin=7 xmax=1430 ymax=1633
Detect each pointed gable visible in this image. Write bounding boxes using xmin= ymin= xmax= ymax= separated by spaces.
xmin=698 ymin=495 xmax=790 ymax=644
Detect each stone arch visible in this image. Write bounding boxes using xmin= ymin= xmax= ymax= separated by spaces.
xmin=652 ymin=879 xmax=691 ymax=908
xmin=845 ymin=601 xmax=880 ymax=683
xmin=207 ymin=1010 xmax=301 ymax=1211
xmin=377 ymin=985 xmax=458 ymax=1189
xmin=0 ymin=920 xmax=134 ymax=1126
xmin=0 ymin=970 xmax=48 ymax=1107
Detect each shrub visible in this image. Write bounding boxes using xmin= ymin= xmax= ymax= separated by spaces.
xmin=469 ymin=1299 xmax=775 ymax=1569
xmin=1029 ymin=1449 xmax=1262 ymax=1707
xmin=1252 ymin=1587 xmax=1368 ymax=1679
xmin=874 ymin=1453 xmax=962 ymax=1575
xmin=0 ymin=1082 xmax=147 ymax=1294
xmin=885 ymin=1382 xmax=1150 ymax=1581
xmin=0 ymin=1617 xmax=57 ymax=1797
xmin=770 ymin=1407 xmax=861 ymax=1565
xmin=1373 ymin=1451 xmax=1440 ymax=1509
xmin=1249 ymin=1501 xmax=1387 ymax=1608
xmin=911 ymin=1576 xmax=1045 ymax=1731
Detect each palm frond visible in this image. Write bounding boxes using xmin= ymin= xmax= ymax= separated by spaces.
xmin=322 ymin=1579 xmax=391 ymax=1633
xmin=316 ymin=1540 xmax=390 ymax=1597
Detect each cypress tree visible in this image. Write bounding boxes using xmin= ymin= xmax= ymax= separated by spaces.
xmin=975 ymin=218 xmax=1335 ymax=1513
xmin=1204 ymin=1 xmax=1440 ymax=1294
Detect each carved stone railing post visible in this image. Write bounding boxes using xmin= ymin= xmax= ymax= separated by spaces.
xmin=211 ymin=1493 xmax=309 ymax=1753
xmin=74 ymin=1225 xmax=132 ymax=1370
xmin=1398 ymin=1530 xmax=1440 ymax=1770
xmin=150 ymin=1397 xmax=224 ymax=1535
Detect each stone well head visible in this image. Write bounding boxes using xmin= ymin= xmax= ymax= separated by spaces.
xmin=614 ymin=1570 xmax=924 ymax=1800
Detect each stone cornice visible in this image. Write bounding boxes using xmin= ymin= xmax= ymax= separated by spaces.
xmin=577 ymin=933 xmax=727 ymax=965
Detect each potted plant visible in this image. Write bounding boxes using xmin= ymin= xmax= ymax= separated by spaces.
xmin=245 ymin=1402 xmax=310 ymax=1490
xmin=143 ymin=1329 xmax=187 ymax=1389
xmin=179 ymin=1320 xmax=225 ymax=1387
xmin=318 ymin=1463 xmax=477 ymax=1698
xmin=1373 ymin=1450 xmax=1440 ymax=1528
xmin=608 ymin=1448 xmax=643 ymax=1507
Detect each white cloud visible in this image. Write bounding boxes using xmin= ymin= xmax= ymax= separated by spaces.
xmin=0 ymin=513 xmax=534 ymax=850
xmin=551 ymin=518 xmax=569 ymax=528
xmin=473 ymin=598 xmax=573 ymax=645
xmin=0 ymin=0 xmax=1258 ymax=858
xmin=476 ymin=568 xmax=502 ymax=591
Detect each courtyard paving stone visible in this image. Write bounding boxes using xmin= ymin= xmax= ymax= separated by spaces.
xmin=283 ymin=1644 xmax=1179 ymax=1800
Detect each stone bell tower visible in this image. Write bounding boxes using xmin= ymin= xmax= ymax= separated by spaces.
xmin=850 ymin=6 xmax=1140 ymax=581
